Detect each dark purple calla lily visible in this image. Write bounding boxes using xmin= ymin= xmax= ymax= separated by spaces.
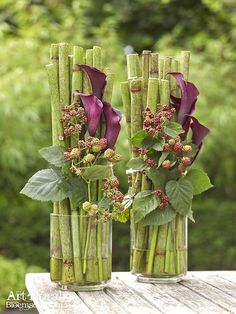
xmin=103 ymin=102 xmax=122 ymax=148
xmin=80 ymin=64 xmax=107 ymax=99
xmin=75 ymin=65 xmax=122 ymax=148
xmin=169 ymin=72 xmax=209 ymax=161
xmin=74 ymin=92 xmax=103 ymax=136
xmin=169 ymin=72 xmax=199 ymax=125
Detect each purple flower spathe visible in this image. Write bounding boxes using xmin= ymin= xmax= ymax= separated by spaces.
xmin=75 ymin=93 xmax=103 ymax=136
xmin=76 ymin=65 xmax=122 ymax=148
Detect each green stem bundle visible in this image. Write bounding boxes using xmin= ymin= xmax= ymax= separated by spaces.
xmin=47 ymin=44 xmax=113 ymax=288
xmin=122 ymin=50 xmax=189 ymax=279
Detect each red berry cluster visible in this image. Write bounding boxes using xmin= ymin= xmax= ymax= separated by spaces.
xmin=145 ymin=158 xmax=156 ymax=167
xmin=60 ymin=103 xmax=87 ymax=137
xmin=143 ymin=105 xmax=176 ymax=136
xmin=103 ymin=177 xmax=124 ymax=203
xmin=153 ymin=189 xmax=170 ymax=208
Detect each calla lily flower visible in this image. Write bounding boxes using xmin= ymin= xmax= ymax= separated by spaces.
xmin=169 ymin=72 xmax=209 ymax=158
xmin=74 ymin=65 xmax=122 ymax=148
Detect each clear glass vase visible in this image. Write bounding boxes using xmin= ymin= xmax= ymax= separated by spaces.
xmin=50 ymin=213 xmax=112 ymax=291
xmin=130 ymin=213 xmax=187 ymax=283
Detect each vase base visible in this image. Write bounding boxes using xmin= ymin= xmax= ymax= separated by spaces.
xmin=135 ymin=273 xmax=186 ymax=284
xmin=57 ymin=281 xmax=109 ymax=292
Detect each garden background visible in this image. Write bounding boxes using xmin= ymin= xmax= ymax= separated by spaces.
xmin=0 ymin=0 xmax=236 ymax=310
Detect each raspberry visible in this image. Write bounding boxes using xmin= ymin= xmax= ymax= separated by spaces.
xmin=183 ymin=145 xmax=192 ymax=153
xmin=162 ymin=160 xmax=172 ymax=169
xmin=173 ymin=143 xmax=183 ymax=153
xmin=82 ymin=201 xmax=91 ymax=211
xmin=70 ymin=148 xmax=81 ymax=159
xmin=171 ymin=108 xmax=176 ymax=113
xmin=168 ymin=139 xmax=175 ymax=146
xmin=83 ymin=153 xmax=95 ymax=163
xmin=161 ymin=195 xmax=169 ymax=203
xmin=159 ymin=203 xmax=165 ymax=209
xmin=178 ymin=163 xmax=186 ymax=173
xmin=175 ymin=135 xmax=181 ymax=142
xmin=162 ymin=104 xmax=169 ymax=111
xmin=147 ymin=128 xmax=156 ymax=136
xmin=157 ymin=126 xmax=163 ymax=132
xmin=145 ymin=159 xmax=156 ymax=167
xmin=153 ymin=189 xmax=163 ymax=197
xmin=104 ymin=148 xmax=115 ymax=159
xmin=143 ymin=120 xmax=151 ymax=127
xmin=99 ymin=138 xmax=107 ymax=149
xmin=64 ymin=152 xmax=71 ymax=160
xmin=92 ymin=145 xmax=102 ymax=153
xmin=110 ymin=154 xmax=123 ymax=162
xmin=139 ymin=147 xmax=148 ymax=155
xmin=182 ymin=156 xmax=191 ymax=166
xmin=163 ymin=144 xmax=170 ymax=152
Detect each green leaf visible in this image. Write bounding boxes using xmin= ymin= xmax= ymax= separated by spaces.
xmin=142 ymin=207 xmax=176 ymax=226
xmin=187 ymin=210 xmax=195 ymax=223
xmin=163 ymin=122 xmax=183 ymax=138
xmin=117 ymin=209 xmax=129 ymax=223
xmin=98 ymin=197 xmax=112 ymax=209
xmin=70 ymin=177 xmax=88 ymax=207
xmin=152 ymin=139 xmax=165 ymax=151
xmin=133 ymin=191 xmax=159 ymax=223
xmin=83 ymin=165 xmax=110 ymax=181
xmin=185 ymin=169 xmax=213 ymax=195
xmin=20 ymin=169 xmax=69 ymax=202
xmin=158 ymin=152 xmax=169 ymax=167
xmin=165 ymin=179 xmax=193 ymax=216
xmin=147 ymin=168 xmax=167 ymax=189
xmin=131 ymin=130 xmax=155 ymax=148
xmin=126 ymin=157 xmax=147 ymax=171
xmin=130 ymin=130 xmax=147 ymax=147
xmin=39 ymin=146 xmax=66 ymax=167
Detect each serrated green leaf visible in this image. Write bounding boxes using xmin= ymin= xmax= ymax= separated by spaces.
xmin=165 ymin=179 xmax=193 ymax=216
xmin=133 ymin=191 xmax=159 ymax=223
xmin=82 ymin=165 xmax=110 ymax=181
xmin=158 ymin=152 xmax=169 ymax=167
xmin=70 ymin=177 xmax=88 ymax=207
xmin=185 ymin=169 xmax=213 ymax=195
xmin=39 ymin=146 xmax=66 ymax=167
xmin=142 ymin=206 xmax=176 ymax=226
xmin=152 ymin=139 xmax=165 ymax=151
xmin=163 ymin=122 xmax=183 ymax=138
xmin=187 ymin=210 xmax=195 ymax=223
xmin=131 ymin=130 xmax=156 ymax=148
xmin=130 ymin=130 xmax=147 ymax=147
xmin=20 ymin=169 xmax=69 ymax=202
xmin=147 ymin=168 xmax=167 ymax=189
xmin=127 ymin=157 xmax=147 ymax=171
xmin=98 ymin=197 xmax=112 ymax=209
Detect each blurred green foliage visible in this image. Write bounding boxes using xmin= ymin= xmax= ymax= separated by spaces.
xmin=0 ymin=0 xmax=235 ymax=300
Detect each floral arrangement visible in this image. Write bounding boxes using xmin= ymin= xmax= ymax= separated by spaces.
xmin=20 ymin=44 xmax=127 ymax=288
xmin=121 ymin=50 xmax=213 ymax=279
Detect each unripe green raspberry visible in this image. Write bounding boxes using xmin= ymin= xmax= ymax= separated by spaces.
xmin=168 ymin=139 xmax=175 ymax=146
xmin=83 ymin=153 xmax=95 ymax=163
xmin=104 ymin=148 xmax=115 ymax=159
xmin=92 ymin=144 xmax=102 ymax=153
xmin=91 ymin=137 xmax=100 ymax=145
xmin=162 ymin=160 xmax=172 ymax=169
xmin=70 ymin=148 xmax=81 ymax=158
xmin=82 ymin=201 xmax=91 ymax=211
xmin=183 ymin=145 xmax=192 ymax=153
xmin=90 ymin=204 xmax=98 ymax=211
xmin=110 ymin=154 xmax=123 ymax=162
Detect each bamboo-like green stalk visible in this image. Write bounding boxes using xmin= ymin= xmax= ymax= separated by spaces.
xmin=120 ymin=81 xmax=131 ymax=152
xmin=127 ymin=54 xmax=140 ymax=79
xmin=93 ymin=46 xmax=102 ymax=69
xmin=149 ymin=53 xmax=159 ymax=78
xmin=170 ymin=58 xmax=179 ymax=97
xmin=142 ymin=50 xmax=151 ymax=109
xmin=147 ymin=78 xmax=159 ymax=112
xmin=163 ymin=56 xmax=172 ymax=81
xmin=47 ymin=46 xmax=63 ymax=280
xmin=159 ymin=79 xmax=170 ymax=104
xmin=71 ymin=46 xmax=84 ymax=95
xmin=180 ymin=51 xmax=190 ymax=81
xmin=159 ymin=57 xmax=164 ymax=79
xmin=83 ymin=49 xmax=93 ymax=94
xmin=58 ymin=43 xmax=75 ymax=283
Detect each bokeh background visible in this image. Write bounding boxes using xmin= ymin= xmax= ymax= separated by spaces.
xmin=0 ymin=0 xmax=236 ymax=310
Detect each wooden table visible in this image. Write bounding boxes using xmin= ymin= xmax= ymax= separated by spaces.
xmin=26 ymin=271 xmax=236 ymax=314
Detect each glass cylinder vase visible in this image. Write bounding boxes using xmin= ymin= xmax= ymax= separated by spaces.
xmin=130 ymin=213 xmax=187 ymax=283
xmin=50 ymin=213 xmax=112 ymax=291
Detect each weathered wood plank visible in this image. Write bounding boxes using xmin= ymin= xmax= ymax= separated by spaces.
xmin=106 ymin=274 xmax=161 ymax=314
xmin=181 ymin=275 xmax=236 ymax=313
xmin=26 ymin=273 xmax=92 ymax=314
xmin=152 ymin=276 xmax=226 ymax=313
xmin=192 ymin=272 xmax=236 ymax=298
xmin=78 ymin=289 xmax=128 ymax=314
xmin=117 ymin=272 xmax=195 ymax=314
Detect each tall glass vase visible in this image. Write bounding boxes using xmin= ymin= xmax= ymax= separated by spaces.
xmin=50 ymin=214 xmax=112 ymax=291
xmin=130 ymin=213 xmax=187 ymax=283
